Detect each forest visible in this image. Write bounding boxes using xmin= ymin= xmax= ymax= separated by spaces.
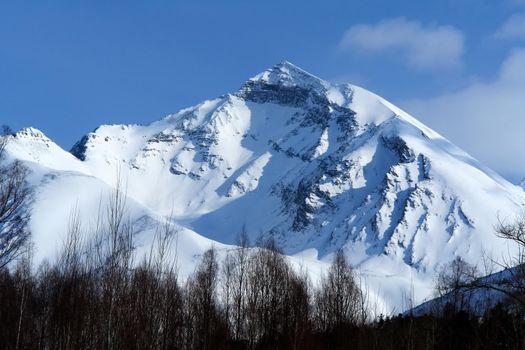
xmin=0 ymin=217 xmax=524 ymax=349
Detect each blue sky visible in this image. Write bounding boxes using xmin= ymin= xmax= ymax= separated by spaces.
xmin=1 ymin=0 xmax=524 ymax=181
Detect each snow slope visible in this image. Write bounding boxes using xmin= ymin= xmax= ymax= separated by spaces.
xmin=4 ymin=61 xmax=525 ymax=313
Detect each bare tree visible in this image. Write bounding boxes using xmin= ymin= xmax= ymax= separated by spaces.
xmin=221 ymin=226 xmax=250 ymax=343
xmin=186 ymin=247 xmax=224 ymax=349
xmin=314 ymin=250 xmax=363 ymax=332
xmin=100 ymin=172 xmax=134 ymax=349
xmin=0 ymin=127 xmax=32 ymax=268
xmin=434 ymin=216 xmax=525 ymax=313
xmin=58 ymin=206 xmax=84 ymax=275
xmin=0 ymin=125 xmax=12 ymax=155
xmin=144 ymin=212 xmax=179 ymax=283
xmin=434 ymin=256 xmax=478 ymax=313
xmin=496 ymin=215 xmax=525 ymax=268
xmin=436 ymin=257 xmax=478 ymax=297
xmin=476 ymin=216 xmax=525 ymax=309
xmin=14 ymin=245 xmax=33 ymax=350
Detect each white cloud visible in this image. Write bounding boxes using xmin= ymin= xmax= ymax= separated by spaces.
xmin=494 ymin=13 xmax=525 ymax=39
xmin=403 ymin=48 xmax=525 ymax=181
xmin=340 ymin=17 xmax=465 ymax=69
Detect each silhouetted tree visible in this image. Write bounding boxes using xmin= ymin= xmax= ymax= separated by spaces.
xmin=0 ymin=127 xmax=32 ymax=268
xmin=314 ymin=250 xmax=363 ymax=333
xmin=186 ymin=247 xmax=226 ymax=349
xmin=435 ymin=256 xmax=478 ymax=313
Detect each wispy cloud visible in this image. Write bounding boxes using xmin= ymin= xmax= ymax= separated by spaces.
xmin=339 ymin=18 xmax=465 ymax=70
xmin=403 ymin=48 xmax=525 ymax=181
xmin=494 ymin=13 xmax=525 ymax=39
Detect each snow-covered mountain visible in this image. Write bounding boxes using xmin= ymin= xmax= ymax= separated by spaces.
xmin=4 ymin=61 xmax=525 ymax=312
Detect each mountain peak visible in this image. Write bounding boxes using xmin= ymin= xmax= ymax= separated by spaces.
xmin=237 ymin=61 xmax=340 ymax=107
xmin=15 ymin=127 xmax=50 ymax=141
xmin=248 ymin=61 xmax=329 ymax=92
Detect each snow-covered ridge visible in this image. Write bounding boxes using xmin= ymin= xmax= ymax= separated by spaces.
xmin=4 ymin=61 xmax=525 ymax=312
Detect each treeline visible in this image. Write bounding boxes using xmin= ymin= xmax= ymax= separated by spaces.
xmin=1 ymin=229 xmax=524 ymax=349
xmin=0 ymin=218 xmax=367 ymax=350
